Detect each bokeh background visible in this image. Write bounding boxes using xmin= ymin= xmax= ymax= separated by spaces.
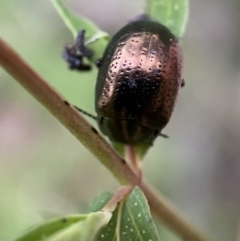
xmin=1 ymin=1 xmax=240 ymax=241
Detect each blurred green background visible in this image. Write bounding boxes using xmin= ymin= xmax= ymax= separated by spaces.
xmin=1 ymin=0 xmax=240 ymax=241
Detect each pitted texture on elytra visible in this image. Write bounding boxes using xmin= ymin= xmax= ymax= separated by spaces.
xmin=95 ymin=20 xmax=183 ymax=143
xmin=97 ymin=28 xmax=182 ymax=129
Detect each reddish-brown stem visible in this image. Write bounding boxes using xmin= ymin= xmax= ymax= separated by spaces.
xmin=140 ymin=181 xmax=213 ymax=241
xmin=102 ymin=186 xmax=133 ymax=213
xmin=125 ymin=145 xmax=142 ymax=184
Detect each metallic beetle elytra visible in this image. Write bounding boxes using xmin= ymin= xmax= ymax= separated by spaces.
xmin=95 ymin=20 xmax=183 ymax=144
xmin=63 ymin=19 xmax=184 ymax=144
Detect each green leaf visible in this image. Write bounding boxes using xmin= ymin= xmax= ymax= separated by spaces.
xmin=147 ymin=0 xmax=189 ymax=37
xmin=14 ymin=212 xmax=112 ymax=241
xmin=86 ymin=192 xmax=113 ymax=213
xmin=97 ymin=187 xmax=160 ymax=241
xmin=113 ymin=142 xmax=151 ymax=160
xmin=135 ymin=143 xmax=152 ymax=160
xmin=51 ymin=0 xmax=109 ymax=62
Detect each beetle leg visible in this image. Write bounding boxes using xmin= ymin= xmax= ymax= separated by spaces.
xmin=96 ymin=58 xmax=103 ymax=68
xmin=62 ymin=30 xmax=92 ymax=71
xmin=99 ymin=116 xmax=104 ymax=125
xmin=74 ymin=105 xmax=97 ymax=120
xmin=159 ymin=132 xmax=169 ymax=138
xmin=149 ymin=129 xmax=158 ymax=143
xmin=181 ymin=79 xmax=185 ymax=88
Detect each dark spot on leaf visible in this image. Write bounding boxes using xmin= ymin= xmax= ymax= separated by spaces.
xmin=62 ymin=217 xmax=68 ymax=223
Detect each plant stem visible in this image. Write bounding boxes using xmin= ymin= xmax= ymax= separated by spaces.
xmin=102 ymin=186 xmax=133 ymax=213
xmin=0 ymin=37 xmax=214 ymax=241
xmin=125 ymin=145 xmax=142 ymax=184
xmin=140 ymin=181 xmax=213 ymax=241
xmin=0 ymin=37 xmax=136 ymax=186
